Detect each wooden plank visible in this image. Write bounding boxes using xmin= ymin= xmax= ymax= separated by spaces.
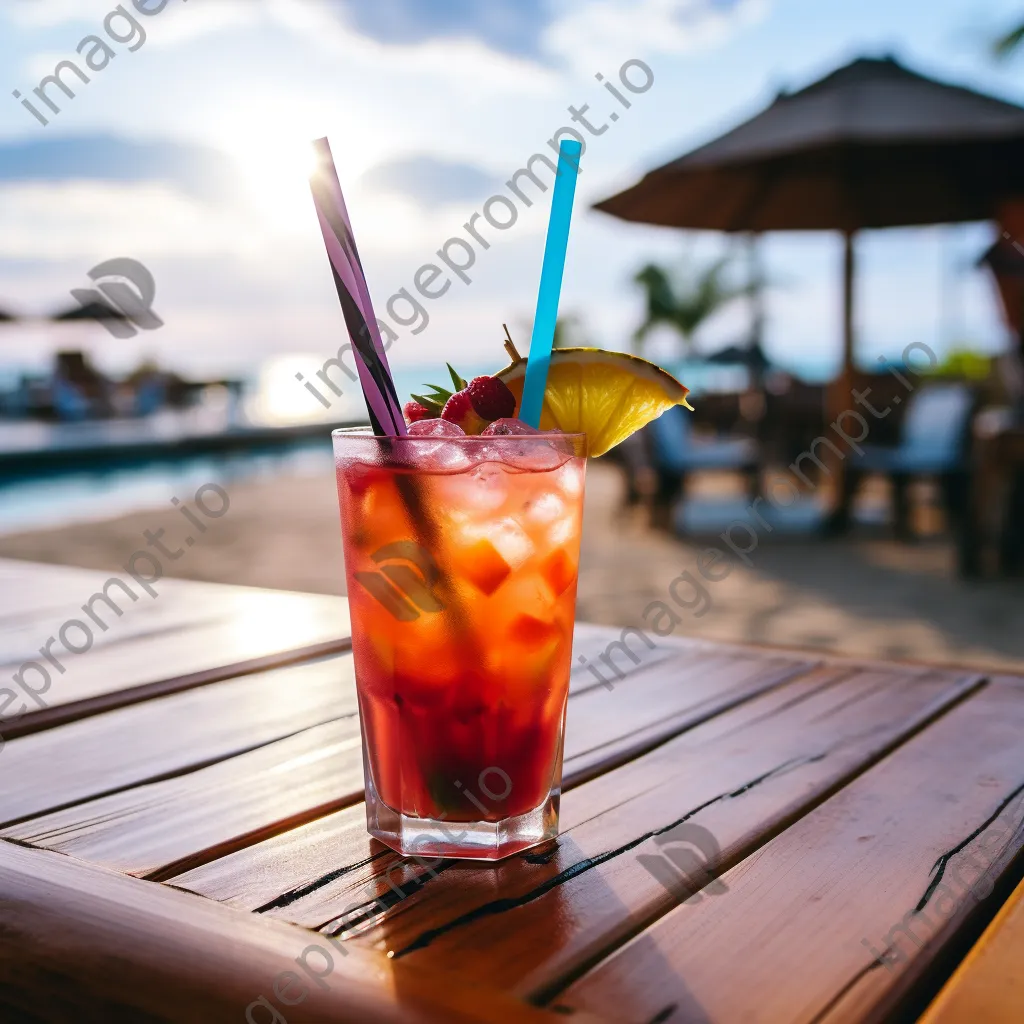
xmin=566 ymin=622 xmax=698 ymax=694
xmin=0 ymin=839 xmax=598 ymax=1024
xmin=0 ymin=629 xmax=652 ymax=826
xmin=291 ymin=668 xmax=979 ymax=988
xmin=174 ymin=663 xmax=864 ymax=921
xmin=0 ymin=578 xmax=351 ymax=738
xmin=0 ymin=556 xmax=100 ymax=585
xmin=563 ymin=649 xmax=810 ymax=784
xmin=173 ymin=663 xmax=977 ymax=1003
xmin=2 ymin=718 xmax=366 ymax=880
xmin=0 ymin=560 xmax=249 ymax=663
xmin=5 ymin=646 xmax=814 ymax=881
xmin=0 ymin=654 xmax=357 ymax=825
xmin=0 ymin=559 xmax=106 ymax=626
xmin=554 ymin=679 xmax=1024 ymax=1024
xmin=173 ymin=802 xmax=376 ymax=912
xmin=990 ymin=674 xmax=1024 ymax=688
xmin=920 ymin=875 xmax=1024 ymax=1024
xmin=0 ymin=605 xmax=668 ymax=743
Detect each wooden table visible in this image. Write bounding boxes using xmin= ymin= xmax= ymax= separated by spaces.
xmin=1 ymin=558 xmax=1022 ymax=1023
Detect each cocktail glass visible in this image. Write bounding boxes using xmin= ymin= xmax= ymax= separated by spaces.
xmin=332 ymin=427 xmax=586 ymax=861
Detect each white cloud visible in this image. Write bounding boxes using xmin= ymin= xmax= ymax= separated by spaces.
xmin=261 ymin=0 xmax=557 ymax=98
xmin=13 ymin=1 xmax=254 ymax=84
xmin=143 ymin=0 xmax=257 ymax=48
xmin=6 ymin=0 xmax=115 ymax=28
xmin=0 ymin=182 xmax=267 ymax=260
xmin=23 ymin=50 xmax=73 ymax=83
xmin=60 ymin=0 xmax=560 ymax=98
xmin=7 ymin=0 xmax=234 ymax=34
xmin=545 ymin=0 xmax=769 ymax=74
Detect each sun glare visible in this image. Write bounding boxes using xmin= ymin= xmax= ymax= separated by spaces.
xmin=224 ymin=132 xmax=320 ymax=232
xmin=214 ymin=100 xmax=328 ymax=234
xmin=210 ymin=91 xmax=390 ymax=235
xmin=249 ymin=355 xmax=345 ymax=425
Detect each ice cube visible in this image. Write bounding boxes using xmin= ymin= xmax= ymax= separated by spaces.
xmin=434 ymin=461 xmax=509 ymax=514
xmin=477 ymin=436 xmax=568 ymax=472
xmin=524 ymin=492 xmax=565 ymax=526
xmin=548 ymin=516 xmax=576 ymax=546
xmin=517 ymin=442 xmax=567 ymax=472
xmin=408 ymin=419 xmax=465 ymax=436
xmin=481 ymin=417 xmax=539 ymax=436
xmin=554 ymin=460 xmax=585 ymax=498
xmin=462 ymin=516 xmax=534 ymax=568
xmin=467 ymin=462 xmax=510 ymax=510
xmin=427 ymin=443 xmax=473 ymax=474
xmin=407 ymin=420 xmax=472 ymax=472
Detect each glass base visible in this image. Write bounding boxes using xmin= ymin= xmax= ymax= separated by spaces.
xmin=365 ymin=777 xmax=559 ymax=861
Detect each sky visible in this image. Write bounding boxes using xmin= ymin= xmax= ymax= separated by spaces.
xmin=0 ymin=0 xmax=1022 ymax=413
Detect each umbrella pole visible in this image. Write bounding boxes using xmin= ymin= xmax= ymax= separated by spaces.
xmin=748 ymin=233 xmax=765 ymax=388
xmin=842 ymin=230 xmax=855 ymax=377
xmin=826 ymin=230 xmax=857 ymax=532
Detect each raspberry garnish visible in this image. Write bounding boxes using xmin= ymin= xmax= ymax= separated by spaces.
xmin=404 ymin=400 xmax=432 ymax=423
xmin=440 ymin=389 xmax=488 ymax=435
xmin=428 ymin=369 xmax=516 ymax=435
xmin=466 ymin=376 xmax=516 ymax=421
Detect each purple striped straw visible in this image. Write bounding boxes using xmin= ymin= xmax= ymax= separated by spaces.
xmin=309 ymin=138 xmax=406 ymax=436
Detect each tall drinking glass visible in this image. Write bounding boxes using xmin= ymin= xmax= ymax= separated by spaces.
xmin=333 ymin=427 xmax=586 ymax=860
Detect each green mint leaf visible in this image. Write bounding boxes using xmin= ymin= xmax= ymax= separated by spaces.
xmin=446 ymin=363 xmax=468 ymax=391
xmin=410 ymin=393 xmax=444 ymax=414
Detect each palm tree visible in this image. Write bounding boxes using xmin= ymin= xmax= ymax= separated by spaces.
xmin=994 ymin=17 xmax=1024 ymax=57
xmin=633 ymin=255 xmax=740 ymax=356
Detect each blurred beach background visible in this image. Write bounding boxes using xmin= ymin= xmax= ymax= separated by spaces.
xmin=1 ymin=0 xmax=1023 ymax=670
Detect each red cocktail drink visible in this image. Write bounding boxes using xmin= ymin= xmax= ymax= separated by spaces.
xmin=333 ymin=428 xmax=586 ymax=860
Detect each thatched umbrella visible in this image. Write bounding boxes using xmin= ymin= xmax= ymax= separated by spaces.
xmin=705 ymin=340 xmax=771 ymax=372
xmin=595 ymin=55 xmax=1024 ymax=380
xmin=50 ymin=300 xmax=136 ymax=339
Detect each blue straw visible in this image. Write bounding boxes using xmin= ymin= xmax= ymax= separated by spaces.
xmin=520 ymin=138 xmax=582 ymax=428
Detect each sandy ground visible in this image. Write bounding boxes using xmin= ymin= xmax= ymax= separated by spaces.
xmin=1 ymin=462 xmax=1022 ymax=673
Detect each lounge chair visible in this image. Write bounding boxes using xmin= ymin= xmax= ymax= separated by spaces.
xmin=644 ymin=405 xmax=759 ymax=527
xmin=836 ymin=382 xmax=977 ymax=538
